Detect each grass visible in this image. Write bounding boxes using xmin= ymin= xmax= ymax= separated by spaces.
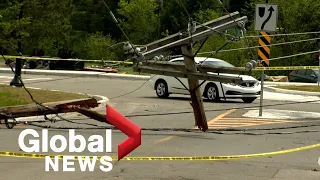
xmin=274 ymin=85 xmax=320 ymax=93
xmin=0 ymin=84 xmax=90 ymax=107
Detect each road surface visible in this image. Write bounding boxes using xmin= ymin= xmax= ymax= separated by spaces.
xmin=0 ymin=73 xmax=320 ymax=180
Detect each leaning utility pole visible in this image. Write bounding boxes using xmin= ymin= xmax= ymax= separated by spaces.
xmin=131 ymin=12 xmax=249 ymax=132
xmin=181 ymin=44 xmax=208 ymax=131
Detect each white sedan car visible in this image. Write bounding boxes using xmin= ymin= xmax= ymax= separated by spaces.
xmin=148 ymin=57 xmax=261 ymax=103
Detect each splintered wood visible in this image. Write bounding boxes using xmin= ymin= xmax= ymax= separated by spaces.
xmin=0 ymin=98 xmax=99 ymax=119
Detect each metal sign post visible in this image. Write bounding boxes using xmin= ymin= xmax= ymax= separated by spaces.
xmin=259 ymin=70 xmax=264 ymax=116
xmin=254 ymin=1 xmax=278 ymax=116
xmin=318 ymin=50 xmax=320 ymax=92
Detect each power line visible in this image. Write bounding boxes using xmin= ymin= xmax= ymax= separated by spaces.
xmin=199 ymin=38 xmax=235 ymax=65
xmin=100 ymin=0 xmax=143 ymax=64
xmin=125 ymin=99 xmax=320 ymax=117
xmin=197 ymin=37 xmax=320 ymax=55
xmin=176 ymin=0 xmax=191 ymax=20
xmin=25 ymin=121 xmax=320 ymax=136
xmin=1 ymin=54 xmax=112 ymax=128
xmin=268 ymin=50 xmax=319 ymax=61
xmin=15 ymin=96 xmax=320 ymax=125
xmin=243 ymin=31 xmax=320 ymax=38
xmin=108 ymin=75 xmax=156 ymax=100
xmin=212 ymin=0 xmax=256 ymax=61
xmin=194 ymin=21 xmax=236 ymax=39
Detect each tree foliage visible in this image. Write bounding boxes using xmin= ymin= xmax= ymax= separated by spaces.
xmin=0 ymin=0 xmax=318 ymax=69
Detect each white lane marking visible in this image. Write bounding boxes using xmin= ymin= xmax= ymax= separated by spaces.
xmin=261 ymin=91 xmax=320 ymax=104
xmin=243 ymin=109 xmax=320 ymax=120
xmin=0 ymin=76 xmax=13 ymax=79
xmin=23 ymin=78 xmax=52 ymax=81
xmin=0 ymin=77 xmax=52 ymax=83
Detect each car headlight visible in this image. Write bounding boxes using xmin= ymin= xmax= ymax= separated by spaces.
xmin=225 ymin=83 xmax=237 ymax=86
xmin=255 ymin=81 xmax=260 ymax=86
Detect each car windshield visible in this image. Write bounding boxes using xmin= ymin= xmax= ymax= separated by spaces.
xmin=200 ymin=60 xmax=235 ymax=68
xmin=313 ymin=69 xmax=320 ymax=75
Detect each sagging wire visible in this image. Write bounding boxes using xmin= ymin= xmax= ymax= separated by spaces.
xmin=100 ymin=0 xmax=144 ymax=70
xmin=194 ymin=21 xmax=236 ymax=40
xmin=213 ymin=0 xmax=255 ymax=62
xmin=125 ymin=98 xmax=320 ymax=117
xmin=197 ymin=37 xmax=320 ymax=55
xmin=199 ymin=38 xmax=235 ymax=65
xmin=243 ymin=31 xmax=320 ymax=38
xmin=108 ymin=75 xmax=157 ymax=100
xmin=0 ymin=54 xmax=113 ymax=129
xmin=267 ymin=50 xmax=319 ymax=61
xmin=23 ymin=121 xmax=320 ymax=136
xmin=0 ymin=53 xmax=54 ymax=123
xmin=176 ymin=0 xmax=191 ymax=20
xmin=193 ymin=37 xmax=209 ymax=57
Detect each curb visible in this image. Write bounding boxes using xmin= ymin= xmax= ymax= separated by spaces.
xmin=0 ymin=85 xmax=110 ymax=122
xmin=264 ymin=81 xmax=319 ymax=86
xmin=0 ymin=68 xmax=150 ymax=81
xmin=264 ymin=86 xmax=320 ymax=97
xmin=0 ymin=83 xmax=109 ymax=107
xmin=24 ymin=86 xmax=110 ymax=105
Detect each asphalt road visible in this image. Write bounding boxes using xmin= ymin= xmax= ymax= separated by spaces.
xmin=1 ymin=73 xmax=320 ymax=180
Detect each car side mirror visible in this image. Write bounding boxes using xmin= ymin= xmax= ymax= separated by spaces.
xmin=311 ymin=74 xmax=316 ymax=78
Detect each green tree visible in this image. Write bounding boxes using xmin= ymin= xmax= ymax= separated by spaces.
xmin=86 ymin=32 xmax=117 ymax=60
xmin=117 ymin=0 xmax=160 ymax=45
xmin=0 ymin=0 xmax=30 ymax=54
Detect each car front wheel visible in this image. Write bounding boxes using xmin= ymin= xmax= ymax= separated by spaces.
xmin=155 ymin=80 xmax=169 ymax=98
xmin=205 ymin=84 xmax=220 ymax=102
xmin=242 ymin=97 xmax=256 ymax=103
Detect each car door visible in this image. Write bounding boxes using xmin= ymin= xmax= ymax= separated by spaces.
xmin=290 ymin=70 xmax=307 ymax=82
xmin=305 ymin=70 xmax=318 ymax=83
xmin=168 ymin=59 xmax=190 ymax=94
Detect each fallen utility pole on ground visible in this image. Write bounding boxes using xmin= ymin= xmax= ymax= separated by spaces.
xmin=0 ymin=98 xmax=104 ymax=129
xmin=0 ymin=98 xmax=99 ymax=119
xmin=130 ymin=12 xmax=249 ymax=132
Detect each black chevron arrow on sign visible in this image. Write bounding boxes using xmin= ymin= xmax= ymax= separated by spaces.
xmin=261 ymin=6 xmax=274 ymax=30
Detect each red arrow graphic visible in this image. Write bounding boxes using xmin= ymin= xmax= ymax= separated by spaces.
xmin=106 ymin=104 xmax=141 ymax=161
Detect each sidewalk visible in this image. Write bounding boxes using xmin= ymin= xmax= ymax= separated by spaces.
xmin=0 ymin=68 xmax=151 ymax=80
xmin=264 ymin=86 xmax=320 ymax=97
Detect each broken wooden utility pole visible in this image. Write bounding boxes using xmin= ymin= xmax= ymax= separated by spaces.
xmin=0 ymin=98 xmax=99 ymax=120
xmin=181 ymin=44 xmax=208 ymax=131
xmin=131 ymin=12 xmax=249 ymax=132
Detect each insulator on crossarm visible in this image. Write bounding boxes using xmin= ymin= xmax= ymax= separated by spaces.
xmin=250 ymin=60 xmax=257 ymax=68
xmin=245 ymin=62 xmax=253 ymax=70
xmin=159 ymin=55 xmax=164 ymax=61
xmin=154 ymin=56 xmax=160 ymax=61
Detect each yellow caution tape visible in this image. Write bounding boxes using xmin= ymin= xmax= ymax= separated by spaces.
xmin=253 ymin=66 xmax=320 ymax=71
xmin=2 ymin=55 xmax=134 ymax=64
xmin=3 ymin=55 xmax=319 ymax=70
xmin=1 ymin=143 xmax=320 ymax=161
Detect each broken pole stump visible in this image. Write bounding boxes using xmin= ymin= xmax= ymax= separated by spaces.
xmin=0 ymin=98 xmax=99 ymax=119
xmin=181 ymin=45 xmax=208 ymax=132
xmin=68 ymin=106 xmax=111 ymax=125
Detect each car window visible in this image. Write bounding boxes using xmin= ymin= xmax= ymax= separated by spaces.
xmin=295 ymin=70 xmax=306 ymax=75
xmin=306 ymin=70 xmax=315 ymax=76
xmin=201 ymin=60 xmax=235 ymax=68
xmin=313 ymin=69 xmax=319 ymax=76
